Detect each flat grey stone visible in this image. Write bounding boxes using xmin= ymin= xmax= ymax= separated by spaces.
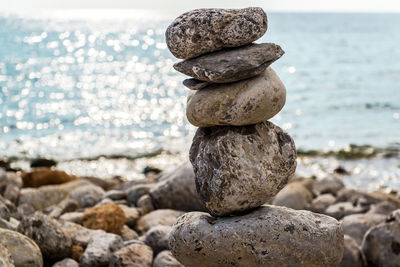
xmin=186 ymin=68 xmax=286 ymax=127
xmin=190 ymin=121 xmax=296 ymax=216
xmin=166 ymin=7 xmax=267 ymax=59
xmin=169 ymin=205 xmax=344 ymax=267
xmin=174 ymin=43 xmax=284 ymax=83
xmin=182 ymin=78 xmax=211 ymax=90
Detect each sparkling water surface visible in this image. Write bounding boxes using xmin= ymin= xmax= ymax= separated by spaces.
xmin=0 ymin=11 xmax=400 ymax=160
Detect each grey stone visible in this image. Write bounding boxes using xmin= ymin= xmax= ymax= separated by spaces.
xmin=136 ymin=209 xmax=184 ymax=234
xmin=0 ymin=218 xmax=17 ymax=231
xmin=311 ymin=193 xmax=336 ymax=213
xmin=340 ymin=235 xmax=367 ymax=267
xmin=0 ymin=172 xmax=22 ymax=203
xmin=341 ymin=213 xmax=386 ymax=245
xmin=126 ymin=184 xmax=154 ymax=206
xmin=0 ymin=228 xmax=43 ymax=267
xmin=118 ymin=205 xmax=140 ymax=228
xmin=272 ymin=179 xmax=314 ymax=210
xmin=153 ymin=250 xmax=184 ymax=267
xmin=103 ymin=190 xmax=126 ymax=200
xmin=183 ymin=78 xmax=211 ymax=90
xmin=325 ymin=202 xmax=369 ymax=220
xmin=362 ymin=218 xmax=400 ymax=267
xmin=68 ymin=184 xmax=105 ymax=208
xmin=169 ymin=205 xmax=344 ymax=267
xmin=144 ymin=225 xmax=171 ymax=255
xmin=368 ymin=200 xmax=398 ymax=215
xmin=52 ymin=258 xmax=79 ymax=267
xmin=109 ymin=243 xmax=153 ymax=267
xmin=174 ymin=43 xmax=284 ymax=83
xmin=18 ymin=180 xmax=90 ymax=211
xmin=313 ymin=177 xmax=345 ymax=196
xmin=190 ymin=121 xmax=296 ymax=216
xmin=0 ymin=244 xmax=14 ymax=267
xmin=186 ymin=68 xmax=286 ymax=127
xmin=59 ymin=221 xmax=105 ymax=247
xmin=335 ymin=188 xmax=400 ymax=208
xmin=0 ymin=201 xmax=10 ymax=220
xmin=120 ymin=225 xmax=139 ymax=241
xmin=166 ymin=7 xmax=267 ymax=59
xmin=149 ymin=162 xmax=206 ymax=212
xmin=136 ymin=194 xmax=154 ymax=215
xmin=59 ymin=211 xmax=83 ymax=224
xmin=48 ymin=198 xmax=79 ymax=218
xmin=18 ymin=212 xmax=72 ymax=261
xmin=80 ymin=232 xmax=123 ymax=267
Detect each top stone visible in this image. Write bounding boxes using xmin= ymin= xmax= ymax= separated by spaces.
xmin=166 ymin=7 xmax=268 ymax=59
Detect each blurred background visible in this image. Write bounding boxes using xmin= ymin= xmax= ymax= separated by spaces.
xmin=0 ymin=0 xmax=399 ymax=189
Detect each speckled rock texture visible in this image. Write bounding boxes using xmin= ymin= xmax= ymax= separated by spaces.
xmin=186 ymin=68 xmax=286 ymax=127
xmin=361 ymin=210 xmax=400 ymax=267
xmin=169 ymin=205 xmax=344 ymax=267
xmin=0 ymin=244 xmax=14 ymax=267
xmin=18 ymin=212 xmax=72 ymax=261
xmin=0 ymin=229 xmax=43 ymax=267
xmin=53 ymin=258 xmax=79 ymax=267
xmin=82 ymin=203 xmax=126 ymax=235
xmin=174 ymin=43 xmax=284 ymax=83
xmin=166 ymin=7 xmax=267 ymax=59
xmin=149 ymin=162 xmax=206 ymax=212
xmin=109 ymin=243 xmax=153 ymax=267
xmin=189 ymin=121 xmax=296 ymax=216
xmin=153 ymin=250 xmax=184 ymax=267
xmin=136 ymin=209 xmax=184 ymax=234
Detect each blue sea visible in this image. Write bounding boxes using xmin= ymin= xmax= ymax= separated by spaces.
xmin=0 ymin=10 xmax=400 ymax=161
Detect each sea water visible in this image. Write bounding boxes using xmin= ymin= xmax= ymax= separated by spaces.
xmin=0 ymin=10 xmax=400 ymax=161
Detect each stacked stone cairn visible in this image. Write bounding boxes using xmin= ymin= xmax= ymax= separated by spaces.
xmin=165 ymin=7 xmax=344 ymax=266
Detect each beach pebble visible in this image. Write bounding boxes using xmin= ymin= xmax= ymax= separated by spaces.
xmin=174 ymin=43 xmax=284 ymax=83
xmin=30 ymin=158 xmax=57 ymax=168
xmin=340 ymin=235 xmax=367 ymax=267
xmin=325 ymin=202 xmax=369 ymax=220
xmin=0 ymin=201 xmax=10 ymax=220
xmin=169 ymin=205 xmax=344 ymax=266
xmin=368 ymin=200 xmax=398 ymax=215
xmin=80 ymin=232 xmax=123 ymax=267
xmin=68 ymin=184 xmax=105 ymax=208
xmin=18 ymin=212 xmax=72 ymax=261
xmin=190 ymin=121 xmax=296 ymax=216
xmin=313 ymin=177 xmax=345 ymax=196
xmin=21 ymin=168 xmax=76 ymax=188
xmin=183 ymin=78 xmax=211 ymax=90
xmin=103 ymin=189 xmax=126 ymax=200
xmin=341 ymin=213 xmax=386 ymax=245
xmin=186 ymin=68 xmax=286 ymax=127
xmin=153 ymin=250 xmax=184 ymax=267
xmin=60 ymin=221 xmax=105 ymax=247
xmin=272 ymin=179 xmax=314 ymax=210
xmin=82 ymin=203 xmax=126 ymax=235
xmin=18 ymin=180 xmax=90 ymax=211
xmin=362 ymin=211 xmax=400 ymax=266
xmin=144 ymin=225 xmax=171 ymax=255
xmin=0 ymin=244 xmax=14 ymax=267
xmin=71 ymin=245 xmax=84 ymax=262
xmin=0 ymin=228 xmax=43 ymax=267
xmin=0 ymin=172 xmax=22 ymax=203
xmin=59 ymin=211 xmax=83 ymax=224
xmin=149 ymin=162 xmax=206 ymax=212
xmin=52 ymin=258 xmax=79 ymax=267
xmin=311 ymin=193 xmax=336 ymax=213
xmin=109 ymin=243 xmax=153 ymax=267
xmin=137 ymin=194 xmax=154 ymax=215
xmin=136 ymin=209 xmax=184 ymax=233
xmin=120 ymin=225 xmax=139 ymax=241
xmin=127 ymin=184 xmax=154 ymax=206
xmin=118 ymin=205 xmax=140 ymax=228
xmin=166 ymin=7 xmax=267 ymax=59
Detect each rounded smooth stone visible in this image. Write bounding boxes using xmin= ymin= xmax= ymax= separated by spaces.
xmin=186 ymin=68 xmax=286 ymax=127
xmin=166 ymin=7 xmax=267 ymax=59
xmin=189 ymin=121 xmax=296 ymax=216
xmin=169 ymin=205 xmax=344 ymax=267
xmin=174 ymin=43 xmax=284 ymax=83
xmin=153 ymin=250 xmax=184 ymax=267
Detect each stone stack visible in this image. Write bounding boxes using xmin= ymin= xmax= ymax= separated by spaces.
xmin=166 ymin=8 xmax=344 ymax=266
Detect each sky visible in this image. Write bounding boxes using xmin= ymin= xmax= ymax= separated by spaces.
xmin=1 ymin=0 xmax=400 ymax=13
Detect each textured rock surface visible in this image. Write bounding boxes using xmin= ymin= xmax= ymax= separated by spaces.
xmin=362 ymin=210 xmax=400 ymax=266
xmin=272 ymin=179 xmax=314 ymax=210
xmin=186 ymin=68 xmax=286 ymax=127
xmin=166 ymin=7 xmax=267 ymax=59
xmin=144 ymin=225 xmax=171 ymax=255
xmin=0 ymin=244 xmax=14 ymax=267
xmin=341 ymin=213 xmax=386 ymax=245
xmin=0 ymin=172 xmax=22 ymax=203
xmin=136 ymin=209 xmax=184 ymax=233
xmin=80 ymin=233 xmax=123 ymax=267
xmin=21 ymin=168 xmax=76 ymax=188
xmin=183 ymin=78 xmax=211 ymax=90
xmin=120 ymin=225 xmax=139 ymax=241
xmin=137 ymin=194 xmax=154 ymax=215
xmin=118 ymin=205 xmax=140 ymax=228
xmin=59 ymin=211 xmax=83 ymax=224
xmin=340 ymin=235 xmax=367 ymax=267
xmin=109 ymin=243 xmax=153 ymax=267
xmin=53 ymin=258 xmax=80 ymax=267
xmin=18 ymin=212 xmax=72 ymax=261
xmin=68 ymin=184 xmax=105 ymax=208
xmin=82 ymin=203 xmax=126 ymax=234
xmin=60 ymin=221 xmax=105 ymax=247
xmin=174 ymin=43 xmax=284 ymax=83
xmin=0 ymin=228 xmax=43 ymax=267
xmin=190 ymin=121 xmax=296 ymax=216
xmin=169 ymin=205 xmax=344 ymax=267
xmin=149 ymin=162 xmax=206 ymax=212
xmin=127 ymin=184 xmax=154 ymax=206
xmin=153 ymin=250 xmax=184 ymax=267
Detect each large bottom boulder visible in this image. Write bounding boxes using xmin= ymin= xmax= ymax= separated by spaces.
xmin=169 ymin=205 xmax=344 ymax=267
